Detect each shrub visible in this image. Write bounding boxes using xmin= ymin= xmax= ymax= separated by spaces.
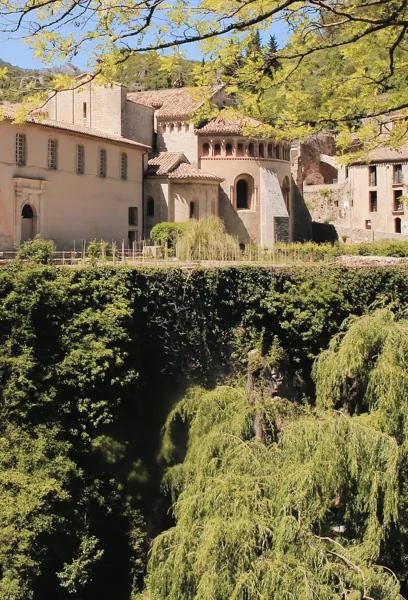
xmin=16 ymin=235 xmax=56 ymax=264
xmin=176 ymin=216 xmax=239 ymax=261
xmin=86 ymin=240 xmax=117 ymax=263
xmin=150 ymin=222 xmax=190 ymax=248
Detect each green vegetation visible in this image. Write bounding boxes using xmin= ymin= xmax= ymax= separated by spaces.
xmin=16 ymin=234 xmax=56 ymax=263
xmin=150 ymin=222 xmax=190 ymax=248
xmin=1 ymin=263 xmax=408 ymax=598
xmin=176 ymin=216 xmax=240 ymax=261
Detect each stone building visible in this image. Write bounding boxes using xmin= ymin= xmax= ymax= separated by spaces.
xmin=0 ymin=107 xmax=149 ymax=250
xmin=127 ymin=88 xmax=293 ymax=246
xmin=292 ymin=136 xmax=408 ymax=241
xmin=0 ymin=81 xmax=296 ymax=250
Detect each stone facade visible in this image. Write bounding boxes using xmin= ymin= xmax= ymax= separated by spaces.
xmin=0 ymin=82 xmax=299 ymax=249
xmin=0 ymin=117 xmax=148 ymax=250
xmin=292 ymin=135 xmax=408 ymax=239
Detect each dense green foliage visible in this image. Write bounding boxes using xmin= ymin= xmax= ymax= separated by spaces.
xmin=150 ymin=222 xmax=190 ymax=248
xmin=146 ymin=380 xmax=402 ymax=599
xmin=16 ymin=235 xmax=56 ymax=263
xmin=2 ymin=264 xmax=408 ymax=598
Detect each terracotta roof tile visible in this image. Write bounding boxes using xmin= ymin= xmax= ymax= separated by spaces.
xmin=127 ymin=85 xmax=224 ymax=119
xmin=197 ymin=114 xmax=265 ymax=135
xmin=353 ymin=144 xmax=408 ymax=163
xmin=146 ymin=152 xmax=185 ymax=175
xmin=168 ymin=163 xmax=224 ymax=181
xmin=1 ymin=104 xmax=151 ymax=150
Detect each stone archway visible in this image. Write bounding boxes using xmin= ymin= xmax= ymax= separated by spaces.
xmin=13 ymin=178 xmax=46 ymax=246
xmin=21 ymin=204 xmax=37 ymax=243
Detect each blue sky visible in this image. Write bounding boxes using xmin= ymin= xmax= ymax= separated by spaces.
xmin=0 ymin=21 xmax=289 ymax=70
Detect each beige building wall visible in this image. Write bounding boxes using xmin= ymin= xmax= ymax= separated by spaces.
xmin=347 ymin=162 xmax=408 ymax=234
xmin=0 ymin=120 xmax=146 ymax=250
xmin=200 ymin=155 xmax=291 ymax=245
xmin=157 ymin=121 xmax=199 ymax=166
xmin=172 ymin=182 xmax=219 ymax=222
xmin=46 ymin=83 xmax=126 ymax=137
xmin=124 ymin=102 xmax=155 ymax=147
xmin=144 ymin=178 xmax=170 ymax=237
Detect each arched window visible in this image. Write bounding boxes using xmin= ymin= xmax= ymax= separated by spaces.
xmin=202 ymin=143 xmax=210 ymax=157
xmin=236 ymin=180 xmax=249 ymax=210
xmin=267 ymin=143 xmax=273 ymax=158
xmin=226 ymin=143 xmax=232 ymax=156
xmin=21 ymin=204 xmax=35 ymax=243
xmin=184 ymin=123 xmax=190 ymax=133
xmin=190 ymin=201 xmax=198 ymax=219
xmin=395 ymin=217 xmax=402 ymax=233
xmin=276 ymin=145 xmax=280 ymax=159
xmin=237 ymin=143 xmax=244 ymax=157
xmin=22 ymin=204 xmax=33 ymax=218
xmin=235 ymin=174 xmax=254 ymax=211
xmin=281 ymin=176 xmax=290 ymax=213
xmin=214 ymin=143 xmax=221 ymax=156
xmin=177 ymin=122 xmax=182 ymax=132
xmin=169 ymin=123 xmax=174 ymax=133
xmin=248 ymin=143 xmax=255 ymax=157
xmin=146 ymin=197 xmax=154 ymax=218
xmin=259 ymin=144 xmax=264 ymax=158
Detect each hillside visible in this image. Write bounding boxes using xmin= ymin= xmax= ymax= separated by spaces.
xmin=0 ymin=53 xmax=199 ymax=102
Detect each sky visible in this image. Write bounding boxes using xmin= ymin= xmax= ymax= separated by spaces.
xmin=0 ymin=20 xmax=289 ymax=70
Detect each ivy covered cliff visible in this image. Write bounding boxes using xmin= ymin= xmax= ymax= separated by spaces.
xmin=1 ymin=263 xmax=408 ymax=598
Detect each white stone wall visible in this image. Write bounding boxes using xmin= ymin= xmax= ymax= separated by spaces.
xmin=0 ymin=120 xmax=145 ymax=249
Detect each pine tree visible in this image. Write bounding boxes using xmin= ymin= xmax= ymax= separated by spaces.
xmin=263 ymin=34 xmax=281 ymax=76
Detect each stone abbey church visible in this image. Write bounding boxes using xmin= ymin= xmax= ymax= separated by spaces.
xmin=0 ymin=81 xmax=297 ymax=250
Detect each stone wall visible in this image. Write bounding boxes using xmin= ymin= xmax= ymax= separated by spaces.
xmin=303 ymin=182 xmax=349 ymax=223
xmin=123 ymin=101 xmax=154 ymax=147
xmin=157 ymin=121 xmax=198 ymax=166
xmin=313 ymin=222 xmax=408 ymax=243
xmin=0 ymin=120 xmax=145 ymax=249
xmin=46 ymin=84 xmax=125 ymax=137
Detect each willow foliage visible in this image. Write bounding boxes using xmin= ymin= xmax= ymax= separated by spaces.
xmin=313 ymin=308 xmax=408 ymax=443
xmin=146 ymin=382 xmax=402 ymax=600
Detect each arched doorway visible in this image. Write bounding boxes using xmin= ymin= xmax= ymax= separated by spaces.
xmin=281 ymin=176 xmax=290 ymax=213
xmin=21 ymin=204 xmax=36 ymax=243
xmin=395 ymin=217 xmax=402 ymax=233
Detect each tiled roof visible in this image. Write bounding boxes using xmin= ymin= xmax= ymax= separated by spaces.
xmin=168 ymin=163 xmax=224 ymax=181
xmin=352 ymin=144 xmax=408 ymax=163
xmin=146 ymin=152 xmax=223 ymax=181
xmin=1 ymin=103 xmax=151 ymax=150
xmin=197 ymin=114 xmax=266 ymax=135
xmin=127 ymin=85 xmax=224 ymax=119
xmin=146 ymin=152 xmax=186 ymax=175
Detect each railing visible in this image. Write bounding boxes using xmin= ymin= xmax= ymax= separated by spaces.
xmin=1 ymin=241 xmax=343 ymax=267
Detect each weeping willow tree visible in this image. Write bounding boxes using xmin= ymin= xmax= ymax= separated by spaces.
xmin=142 ymin=308 xmax=408 ymax=600
xmin=175 ymin=216 xmax=239 ymax=261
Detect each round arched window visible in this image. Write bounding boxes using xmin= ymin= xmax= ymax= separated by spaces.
xmin=236 ymin=179 xmax=249 ymax=210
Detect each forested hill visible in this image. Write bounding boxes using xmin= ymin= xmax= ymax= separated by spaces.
xmin=0 ymin=54 xmax=198 ymax=102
